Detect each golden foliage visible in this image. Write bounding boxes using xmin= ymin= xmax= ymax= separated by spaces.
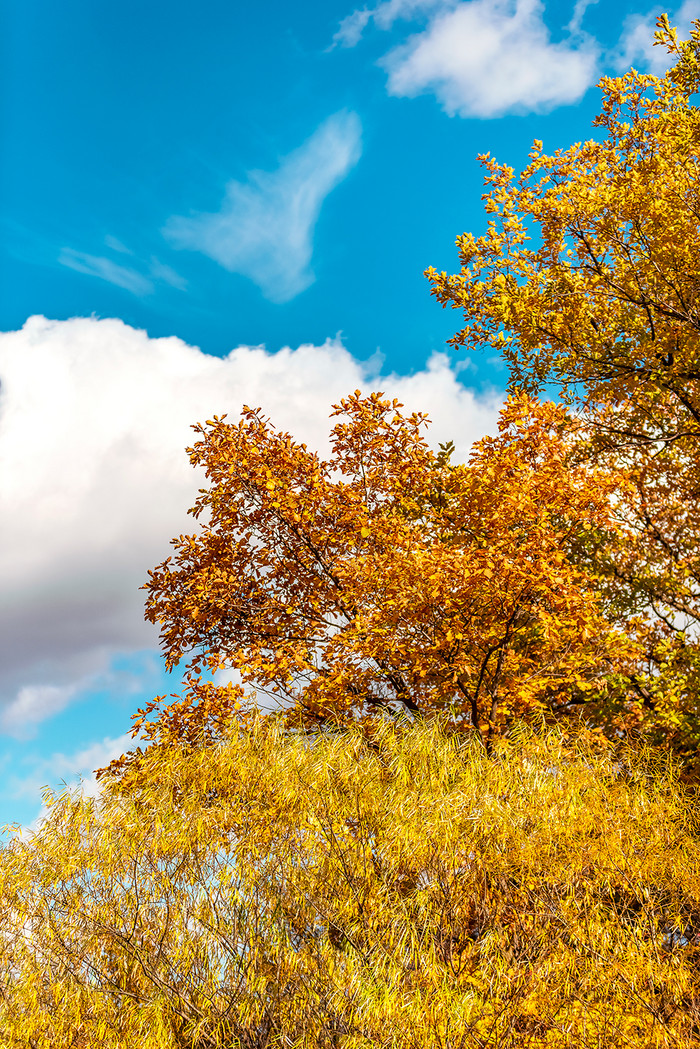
xmin=5 ymin=715 xmax=700 ymax=1047
xmin=99 ymin=390 xmax=636 ymax=781
xmin=426 ymin=16 xmax=700 ymax=422
xmin=426 ymin=16 xmax=700 ymax=764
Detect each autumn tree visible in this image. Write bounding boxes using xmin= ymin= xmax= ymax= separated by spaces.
xmin=8 ymin=714 xmax=700 ymax=1048
xmin=100 ymin=388 xmax=637 ymax=780
xmin=426 ymin=16 xmax=700 ymax=762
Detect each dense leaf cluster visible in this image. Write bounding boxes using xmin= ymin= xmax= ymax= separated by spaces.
xmin=426 ymin=15 xmax=700 ymax=764
xmin=105 ymin=391 xmax=632 ymax=779
xmin=4 ymin=717 xmax=700 ymax=1047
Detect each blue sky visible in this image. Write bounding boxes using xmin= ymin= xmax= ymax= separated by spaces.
xmin=1 ymin=0 xmax=697 ymax=832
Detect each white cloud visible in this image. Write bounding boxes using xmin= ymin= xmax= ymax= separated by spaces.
xmin=567 ymin=0 xmax=599 ymax=34
xmin=103 ymin=234 xmax=133 ymax=255
xmin=148 ymin=256 xmax=188 ymax=290
xmin=58 ymin=248 xmax=155 ymax=296
xmin=335 ymin=0 xmax=700 ymax=114
xmin=613 ymin=0 xmax=700 ymax=74
xmin=333 ymin=0 xmax=599 ymax=116
xmin=0 ymin=684 xmax=79 ymax=741
xmin=335 ymin=0 xmax=450 ymax=44
xmin=8 ymin=733 xmax=136 ymax=804
xmin=59 ymin=244 xmax=187 ymax=296
xmin=163 ymin=110 xmax=362 ymax=303
xmin=0 ymin=315 xmax=502 ymax=731
xmin=381 ymin=0 xmax=599 ymax=117
xmin=334 ymin=7 xmax=374 ymax=46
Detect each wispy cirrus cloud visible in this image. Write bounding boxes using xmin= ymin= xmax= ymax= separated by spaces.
xmin=334 ymin=0 xmax=600 ymax=117
xmin=148 ymin=256 xmax=188 ymax=291
xmin=333 ymin=0 xmax=446 ymax=46
xmin=58 ymin=242 xmax=187 ymax=296
xmin=163 ymin=110 xmax=362 ymax=303
xmin=333 ymin=7 xmax=374 ymax=46
xmin=567 ymin=0 xmax=599 ymax=34
xmin=59 ymin=247 xmax=155 ymax=295
xmin=6 ymin=730 xmax=143 ymax=839
xmin=103 ymin=234 xmax=133 ymax=255
xmin=8 ymin=732 xmax=137 ymax=805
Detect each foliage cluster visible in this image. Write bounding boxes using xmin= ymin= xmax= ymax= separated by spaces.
xmin=4 ymin=716 xmax=700 ymax=1048
xmin=426 ymin=15 xmax=700 ymax=762
xmin=105 ymin=390 xmax=635 ymax=782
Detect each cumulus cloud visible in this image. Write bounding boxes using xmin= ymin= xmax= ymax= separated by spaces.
xmin=59 ymin=248 xmax=155 ymax=295
xmin=612 ymin=0 xmax=700 ymax=74
xmin=0 ymin=315 xmax=502 ymax=733
xmin=163 ymin=110 xmax=362 ymax=303
xmin=333 ymin=0 xmax=599 ymax=117
xmin=382 ymin=0 xmax=599 ymax=117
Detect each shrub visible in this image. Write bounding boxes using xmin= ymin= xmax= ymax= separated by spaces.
xmin=2 ymin=714 xmax=700 ymax=1047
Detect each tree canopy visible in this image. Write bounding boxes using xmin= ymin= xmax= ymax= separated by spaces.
xmin=99 ymin=390 xmax=637 ymax=783
xmin=426 ymin=16 xmax=700 ymax=440
xmin=426 ymin=16 xmax=700 ymax=767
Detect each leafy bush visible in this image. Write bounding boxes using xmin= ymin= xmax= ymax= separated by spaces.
xmin=2 ymin=713 xmax=700 ymax=1047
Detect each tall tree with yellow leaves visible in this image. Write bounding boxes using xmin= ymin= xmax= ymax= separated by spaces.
xmin=426 ymin=16 xmax=700 ymax=763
